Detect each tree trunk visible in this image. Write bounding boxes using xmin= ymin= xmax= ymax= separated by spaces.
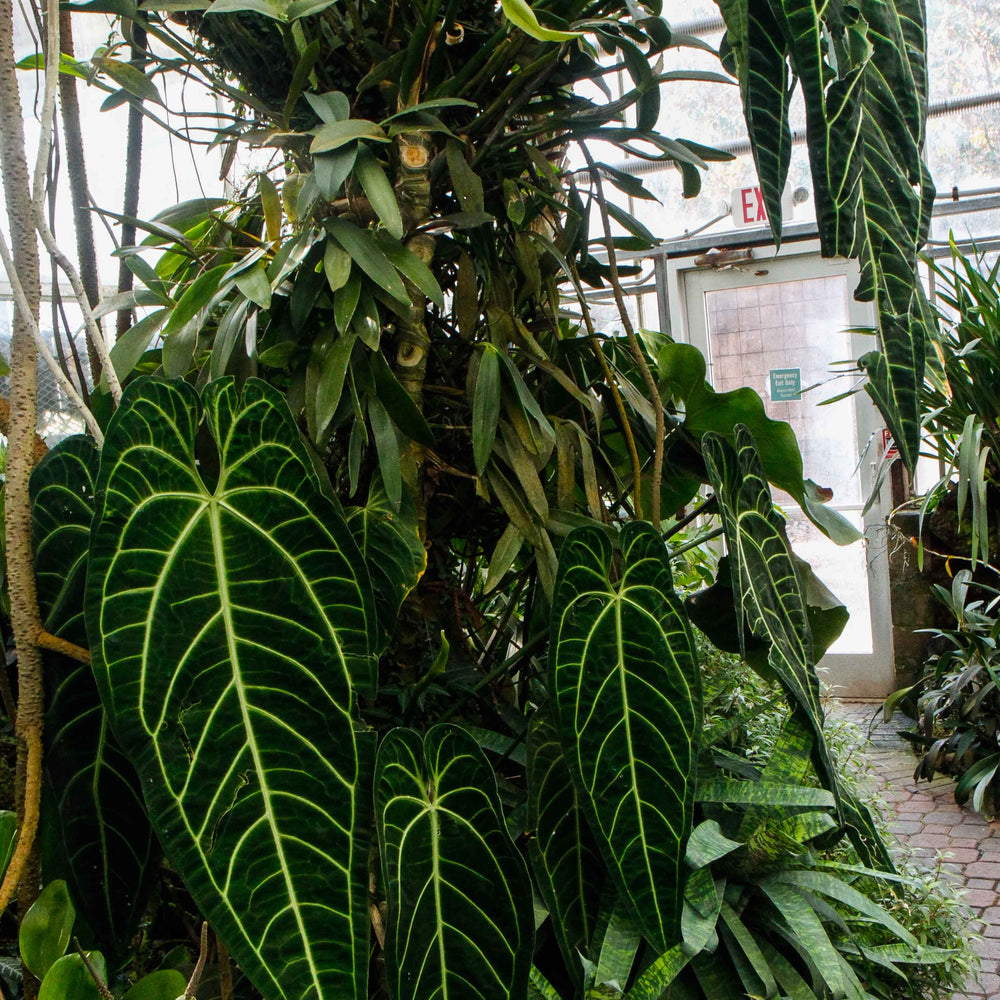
xmin=0 ymin=0 xmax=44 ymax=991
xmin=393 ymin=130 xmax=434 ymax=538
xmin=116 ymin=21 xmax=147 ymax=340
xmin=59 ymin=8 xmax=103 ymax=381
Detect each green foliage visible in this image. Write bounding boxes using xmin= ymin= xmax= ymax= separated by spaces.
xmin=30 ymin=437 xmax=156 ymax=962
xmin=376 ymin=724 xmax=534 ymax=1000
xmin=892 ymin=570 xmax=1000 ymax=817
xmin=19 ymin=883 xmax=190 ymax=1000
xmin=718 ymin=0 xmax=934 ymax=470
xmin=20 ymin=880 xmax=75 ymax=981
xmin=7 ymin=0 xmax=960 ymax=996
xmin=917 ymin=245 xmax=1000 ymax=568
xmin=86 ymin=377 xmax=377 ymax=1000
xmin=551 ymin=522 xmax=701 ymax=951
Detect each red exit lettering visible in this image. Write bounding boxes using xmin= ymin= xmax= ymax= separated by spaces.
xmin=741 ymin=186 xmax=768 ymax=224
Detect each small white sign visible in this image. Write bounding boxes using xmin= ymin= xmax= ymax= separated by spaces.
xmin=731 ymin=183 xmax=794 ymax=229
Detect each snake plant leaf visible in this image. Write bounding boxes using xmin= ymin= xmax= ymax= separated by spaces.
xmin=527 ymin=712 xmax=605 ymax=993
xmin=758 ymin=880 xmax=844 ymax=998
xmin=375 ymin=724 xmax=534 ymax=1000
xmin=550 ymin=521 xmax=702 ymax=952
xmin=702 ymin=427 xmax=834 ymax=792
xmin=86 ymin=377 xmax=378 ymax=1000
xmin=30 ymin=437 xmax=157 ymax=963
xmin=345 ymin=476 xmax=426 ymax=655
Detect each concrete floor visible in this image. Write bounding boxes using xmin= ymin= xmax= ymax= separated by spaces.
xmin=833 ymin=702 xmax=998 ymax=1000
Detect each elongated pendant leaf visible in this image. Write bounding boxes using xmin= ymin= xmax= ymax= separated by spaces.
xmin=702 ymin=428 xmax=832 ymax=773
xmin=30 ymin=437 xmax=157 ymax=962
xmin=86 ymin=377 xmax=378 ymax=1000
xmin=376 ymin=724 xmax=534 ymax=1000
xmin=527 ymin=712 xmax=604 ymax=992
xmin=720 ymin=0 xmax=933 ymax=469
xmin=550 ymin=521 xmax=702 ymax=952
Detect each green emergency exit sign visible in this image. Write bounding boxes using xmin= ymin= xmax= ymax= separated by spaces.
xmin=770 ymin=368 xmax=801 ymax=402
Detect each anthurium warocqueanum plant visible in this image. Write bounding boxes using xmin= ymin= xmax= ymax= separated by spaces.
xmin=5 ymin=0 xmax=947 ymax=997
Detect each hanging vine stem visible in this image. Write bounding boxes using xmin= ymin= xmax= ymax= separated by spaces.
xmin=581 ymin=143 xmax=666 ymax=525
xmin=567 ymin=255 xmax=643 ymax=519
xmin=32 ymin=0 xmax=121 ymax=406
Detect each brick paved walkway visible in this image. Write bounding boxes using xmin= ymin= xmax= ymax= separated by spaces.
xmin=833 ymin=701 xmax=997 ymax=1000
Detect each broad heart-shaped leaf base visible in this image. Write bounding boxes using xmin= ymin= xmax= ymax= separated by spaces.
xmin=87 ymin=377 xmax=378 ymax=1000
xmin=376 ymin=725 xmax=534 ymax=1000
xmin=550 ymin=521 xmax=702 ymax=954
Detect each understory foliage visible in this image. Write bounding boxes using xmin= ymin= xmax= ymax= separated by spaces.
xmin=0 ymin=0 xmax=976 ymax=998
xmin=888 ymin=248 xmax=1000 ymax=818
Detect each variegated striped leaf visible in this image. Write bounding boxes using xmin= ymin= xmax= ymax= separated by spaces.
xmin=702 ymin=427 xmax=829 ymax=779
xmin=31 ymin=437 xmax=157 ymax=963
xmin=719 ymin=0 xmax=933 ymax=469
xmin=86 ymin=377 xmax=377 ymax=1000
xmin=549 ymin=522 xmax=702 ymax=952
xmin=703 ymin=427 xmax=893 ymax=869
xmin=527 ymin=712 xmax=605 ymax=992
xmin=716 ymin=0 xmax=792 ymax=238
xmin=376 ymin=724 xmax=534 ymax=1000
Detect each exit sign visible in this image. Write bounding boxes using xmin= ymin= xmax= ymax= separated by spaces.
xmin=731 ymin=184 xmax=794 ymax=229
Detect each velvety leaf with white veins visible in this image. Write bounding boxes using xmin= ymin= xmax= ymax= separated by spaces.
xmin=550 ymin=521 xmax=702 ymax=952
xmin=86 ymin=376 xmax=378 ymax=1000
xmin=376 ymin=724 xmax=534 ymax=1000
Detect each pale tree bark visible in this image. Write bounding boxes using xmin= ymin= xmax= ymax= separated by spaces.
xmin=0 ymin=0 xmax=44 ymax=986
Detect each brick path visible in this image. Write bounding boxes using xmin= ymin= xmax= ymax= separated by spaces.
xmin=833 ymin=701 xmax=997 ymax=1000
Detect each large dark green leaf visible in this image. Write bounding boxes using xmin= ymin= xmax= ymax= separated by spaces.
xmin=550 ymin=522 xmax=702 ymax=952
xmin=86 ymin=377 xmax=378 ymax=1000
xmin=702 ymin=426 xmax=833 ymax=792
xmin=30 ymin=437 xmax=157 ymax=962
xmin=376 ymin=724 xmax=534 ymax=1000
xmin=717 ymin=0 xmax=792 ymax=237
xmin=527 ymin=712 xmax=604 ymax=993
xmin=686 ymin=551 xmax=848 ymax=666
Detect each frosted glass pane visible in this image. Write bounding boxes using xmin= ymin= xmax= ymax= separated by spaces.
xmin=704 ymin=275 xmax=861 ymax=507
xmin=785 ymin=510 xmax=873 ymax=656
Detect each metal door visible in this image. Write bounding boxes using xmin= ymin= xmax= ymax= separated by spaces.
xmin=680 ymin=254 xmax=894 ymax=697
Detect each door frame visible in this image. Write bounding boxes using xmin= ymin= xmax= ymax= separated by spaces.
xmin=660 ymin=241 xmax=894 ymax=697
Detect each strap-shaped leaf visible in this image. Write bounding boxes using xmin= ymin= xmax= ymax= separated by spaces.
xmin=30 ymin=437 xmax=156 ymax=962
xmin=527 ymin=712 xmax=605 ymax=992
xmin=720 ymin=0 xmax=933 ymax=468
xmin=375 ymin=724 xmax=534 ymax=1000
xmin=702 ymin=428 xmax=831 ymax=780
xmin=86 ymin=377 xmax=377 ymax=1000
xmin=717 ymin=0 xmax=792 ymax=238
xmin=550 ymin=521 xmax=702 ymax=952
